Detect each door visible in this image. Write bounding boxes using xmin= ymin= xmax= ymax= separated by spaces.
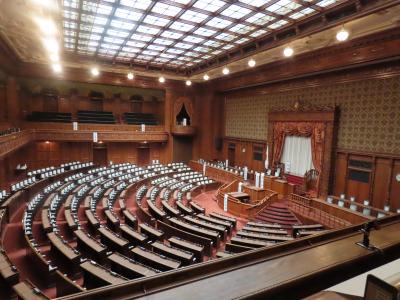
xmin=93 ymin=147 xmax=107 ymax=166
xmin=137 ymin=147 xmax=150 ymax=166
xmin=228 ymin=143 xmax=236 ymax=167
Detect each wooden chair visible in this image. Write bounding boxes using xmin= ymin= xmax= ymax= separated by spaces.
xmin=294 ymin=169 xmax=319 ymax=197
xmin=304 ymin=169 xmax=319 ymax=198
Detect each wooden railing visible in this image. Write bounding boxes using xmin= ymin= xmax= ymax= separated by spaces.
xmin=288 ymin=194 xmax=371 ymax=228
xmin=21 ymin=122 xmax=166 ymax=132
xmin=0 ymin=130 xmax=34 ymax=158
xmin=215 ymin=181 xmax=278 ymax=218
xmin=330 ymin=195 xmax=392 ymax=218
xmin=0 ymin=124 xmax=170 ymax=158
xmin=188 ymin=160 xmax=242 ymax=183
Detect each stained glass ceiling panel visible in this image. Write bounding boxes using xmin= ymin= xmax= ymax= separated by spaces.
xmin=61 ymin=0 xmax=341 ymax=70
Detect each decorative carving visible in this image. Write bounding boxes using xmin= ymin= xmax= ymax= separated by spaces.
xmin=0 ymin=130 xmax=33 ymax=158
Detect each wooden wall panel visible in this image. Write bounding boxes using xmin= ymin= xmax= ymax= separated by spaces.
xmin=389 ymin=161 xmax=400 ymax=211
xmin=222 ymin=138 xmax=266 ymax=172
xmin=372 ymin=158 xmax=392 ymax=208
xmin=333 ymin=153 xmax=347 ymax=196
xmin=108 ymin=142 xmax=137 ymax=164
xmin=0 ymin=84 xmax=6 ymax=121
xmin=333 ymin=150 xmax=400 ymax=211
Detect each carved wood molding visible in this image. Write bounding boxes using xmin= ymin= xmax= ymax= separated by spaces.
xmin=20 ymin=122 xmax=166 ymax=132
xmin=0 ymin=130 xmax=34 ymax=158
xmin=0 ymin=129 xmax=169 ymax=159
xmin=34 ymin=130 xmax=169 ymax=142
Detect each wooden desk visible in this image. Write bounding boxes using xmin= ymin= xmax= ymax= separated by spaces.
xmin=131 ymin=247 xmax=181 ymax=271
xmin=264 ymin=176 xmax=277 ymax=190
xmin=237 ymin=231 xmax=294 ymax=242
xmin=74 ymin=230 xmax=107 ymax=261
xmin=152 ymin=241 xmax=195 ymax=266
xmin=242 ymin=226 xmax=289 ymax=236
xmin=242 ymin=185 xmax=268 ymax=203
xmin=189 ymin=201 xmax=205 ymax=214
xmin=272 ymin=179 xmax=288 ymax=198
xmin=12 ymin=280 xmax=48 ymax=300
xmin=41 ymin=209 xmax=52 ymax=233
xmin=105 ymin=210 xmax=120 ymax=230
xmin=47 ymin=232 xmax=81 ymax=265
xmin=161 ymin=200 xmax=180 ymax=217
xmin=230 ymin=236 xmax=273 ymax=248
xmin=176 ymin=201 xmax=193 ymax=215
xmin=85 ymin=210 xmax=100 ymax=229
xmin=118 ymin=199 xmax=126 ymax=211
xmin=209 ymin=213 xmax=237 ymax=228
xmin=247 ymin=221 xmax=283 ymax=229
xmin=107 ymin=252 xmax=158 ymax=279
xmin=122 ymin=209 xmax=137 ymax=229
xmin=184 ymin=215 xmax=227 ymax=241
xmin=228 ymin=192 xmax=250 ymax=203
xmin=197 ymin=214 xmax=232 ymax=234
xmin=64 ymin=209 xmax=78 ymax=231
xmin=169 ymin=218 xmax=220 ymax=246
xmin=80 ymin=260 xmax=127 ymax=289
xmin=43 ymin=193 xmax=56 ymax=209
xmin=0 ymin=249 xmax=19 ymax=285
xmin=98 ymin=227 xmax=129 ymax=252
xmin=139 ymin=223 xmax=164 ymax=241
xmin=64 ymin=195 xmax=74 ymax=210
xmin=168 ymin=237 xmax=204 ymax=261
xmin=146 ymin=200 xmax=167 ymax=222
xmin=120 ymin=224 xmax=148 ymax=246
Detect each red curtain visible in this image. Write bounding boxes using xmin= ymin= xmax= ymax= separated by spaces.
xmin=272 ymin=121 xmax=326 ymax=174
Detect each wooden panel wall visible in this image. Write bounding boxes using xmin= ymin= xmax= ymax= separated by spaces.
xmin=108 ymin=143 xmax=137 ymax=164
xmin=332 ymin=150 xmax=400 ymax=211
xmin=222 ymin=138 xmax=266 ymax=172
xmin=0 ymin=84 xmax=6 ymax=121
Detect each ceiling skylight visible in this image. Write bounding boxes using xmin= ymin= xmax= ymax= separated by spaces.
xmin=61 ymin=0 xmax=345 ymax=70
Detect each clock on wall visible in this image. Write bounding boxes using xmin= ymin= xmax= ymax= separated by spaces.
xmin=396 ymin=174 xmax=400 ymax=182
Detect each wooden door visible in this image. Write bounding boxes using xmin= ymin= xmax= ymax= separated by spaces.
xmin=93 ymin=147 xmax=107 ymax=166
xmin=137 ymin=147 xmax=150 ymax=166
xmin=228 ymin=143 xmax=235 ymax=167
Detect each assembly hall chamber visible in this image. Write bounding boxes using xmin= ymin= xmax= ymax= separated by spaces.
xmin=0 ymin=0 xmax=399 ymax=299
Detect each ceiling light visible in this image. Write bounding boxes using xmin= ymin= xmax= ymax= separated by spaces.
xmin=248 ymin=59 xmax=256 ymax=67
xmin=283 ymin=47 xmax=294 ymax=57
xmin=186 ymin=80 xmax=192 ymax=86
xmin=203 ymin=74 xmax=209 ymax=81
xmin=91 ymin=67 xmax=99 ymax=76
xmin=49 ymin=53 xmax=59 ymax=62
xmin=159 ymin=76 xmax=165 ymax=83
xmin=222 ymin=67 xmax=230 ymax=75
xmin=127 ymin=72 xmax=134 ymax=80
xmin=336 ymin=28 xmax=349 ymax=42
xmin=52 ymin=64 xmax=61 ymax=73
xmin=43 ymin=38 xmax=59 ymax=53
xmin=36 ymin=18 xmax=57 ymax=35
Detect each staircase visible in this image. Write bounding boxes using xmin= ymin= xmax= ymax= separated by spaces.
xmin=253 ymin=202 xmax=300 ymax=226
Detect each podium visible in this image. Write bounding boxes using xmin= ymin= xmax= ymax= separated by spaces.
xmin=242 ymin=185 xmax=269 ymax=203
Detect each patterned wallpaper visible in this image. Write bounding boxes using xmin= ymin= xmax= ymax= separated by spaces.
xmin=225 ymin=76 xmax=400 ymax=154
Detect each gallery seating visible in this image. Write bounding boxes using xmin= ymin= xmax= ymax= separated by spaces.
xmin=27 ymin=111 xmax=72 ymax=123
xmin=123 ymin=112 xmax=158 ymax=125
xmin=77 ymin=110 xmax=116 ymax=124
